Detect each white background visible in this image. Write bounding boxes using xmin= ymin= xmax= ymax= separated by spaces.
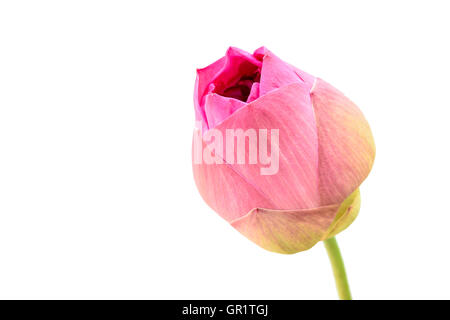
xmin=1 ymin=1 xmax=449 ymax=300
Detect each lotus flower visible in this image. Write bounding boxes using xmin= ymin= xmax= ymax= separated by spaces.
xmin=192 ymin=47 xmax=375 ymax=254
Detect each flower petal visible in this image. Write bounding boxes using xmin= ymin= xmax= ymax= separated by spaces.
xmin=290 ymin=64 xmax=316 ymax=91
xmin=209 ymin=47 xmax=261 ymax=99
xmin=214 ymin=82 xmax=321 ymax=211
xmin=230 ymin=187 xmax=361 ymax=254
xmin=322 ymin=188 xmax=361 ymax=239
xmin=204 ymin=94 xmax=246 ymax=128
xmin=230 ymin=204 xmax=338 ymax=254
xmin=192 ymin=130 xmax=274 ymax=222
xmin=311 ymin=78 xmax=376 ymax=205
xmin=195 ymin=56 xmax=226 ymax=131
xmin=256 ymin=48 xmax=303 ymax=96
xmin=247 ymin=82 xmax=260 ymax=103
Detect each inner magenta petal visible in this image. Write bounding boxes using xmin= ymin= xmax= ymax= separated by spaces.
xmin=210 ymin=47 xmax=262 ymax=100
xmin=247 ymin=82 xmax=260 ymax=102
xmin=204 ymin=94 xmax=246 ymax=129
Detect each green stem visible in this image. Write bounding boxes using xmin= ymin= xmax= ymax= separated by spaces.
xmin=323 ymin=237 xmax=352 ymax=300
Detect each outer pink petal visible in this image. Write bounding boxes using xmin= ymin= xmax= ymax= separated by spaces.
xmin=311 ymin=78 xmax=375 ymax=205
xmin=192 ymin=132 xmax=274 ymax=222
xmin=214 ymin=83 xmax=321 ymax=211
xmin=230 ymin=203 xmax=339 ymax=254
xmin=230 ymin=188 xmax=361 ymax=254
xmin=289 ymin=64 xmax=316 ymax=91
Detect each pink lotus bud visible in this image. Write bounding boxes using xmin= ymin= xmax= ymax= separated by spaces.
xmin=192 ymin=47 xmax=375 ymax=254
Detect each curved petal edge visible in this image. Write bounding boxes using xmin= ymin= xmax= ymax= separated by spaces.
xmin=311 ymin=78 xmax=376 ymax=205
xmin=230 ymin=204 xmax=337 ymax=254
xmin=230 ymin=189 xmax=361 ymax=254
xmin=323 ymin=188 xmax=361 ymax=239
